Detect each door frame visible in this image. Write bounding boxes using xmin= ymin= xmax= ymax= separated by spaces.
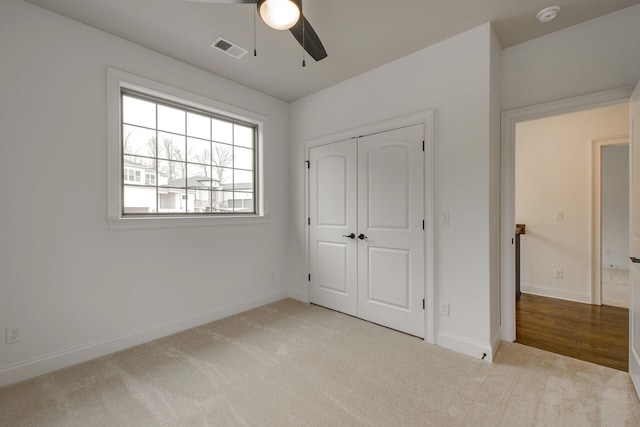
xmin=500 ymin=86 xmax=635 ymax=342
xmin=303 ymin=110 xmax=436 ymax=344
xmin=591 ymin=136 xmax=629 ymax=306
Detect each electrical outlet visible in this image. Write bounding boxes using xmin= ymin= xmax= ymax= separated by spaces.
xmin=554 ymin=269 xmax=563 ymax=279
xmin=439 ymin=302 xmax=450 ymax=316
xmin=6 ymin=326 xmax=21 ymax=344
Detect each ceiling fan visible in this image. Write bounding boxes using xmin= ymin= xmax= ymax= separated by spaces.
xmin=185 ymin=0 xmax=327 ymax=63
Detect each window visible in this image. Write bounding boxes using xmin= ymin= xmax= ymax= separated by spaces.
xmin=121 ymin=90 xmax=257 ymax=216
xmin=107 ymin=68 xmax=267 ymax=229
xmin=124 ymin=169 xmax=141 ymax=183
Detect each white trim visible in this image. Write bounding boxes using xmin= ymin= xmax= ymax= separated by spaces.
xmin=107 ymin=215 xmax=270 ymax=231
xmin=490 ymin=327 xmax=503 ymax=360
xmin=632 ymin=344 xmax=640 ymax=398
xmin=591 ymin=136 xmax=629 ymax=305
xmin=304 ymin=111 xmax=433 ymax=148
xmin=424 ymin=110 xmax=436 ymax=345
xmin=521 ymin=284 xmax=591 ymax=304
xmin=301 ymin=136 xmax=311 ymax=303
xmin=0 ymin=291 xmax=288 ymax=387
xmin=106 ymin=67 xmax=269 ymax=229
xmin=500 ymin=85 xmax=634 ymax=342
xmin=436 ymin=331 xmax=494 ymax=362
xmin=303 ymin=111 xmax=436 ymax=344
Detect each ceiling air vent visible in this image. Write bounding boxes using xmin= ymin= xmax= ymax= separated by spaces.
xmin=211 ymin=37 xmax=248 ymax=59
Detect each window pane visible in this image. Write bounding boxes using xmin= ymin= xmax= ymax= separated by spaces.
xmin=234 ymin=146 xmax=254 ymax=170
xmin=213 ymin=166 xmax=233 ymax=189
xmin=187 ymin=137 xmax=211 ymax=164
xmin=234 ymin=124 xmax=253 ymax=149
xmin=186 ymin=163 xmax=212 ymax=188
xmin=157 ymin=132 xmax=186 ymax=161
xmin=158 ymin=188 xmax=187 ymax=213
xmin=122 ymin=96 xmax=156 ymax=128
xmin=123 ymin=125 xmax=156 ymax=157
xmin=123 ymin=185 xmax=157 ymax=214
xmin=234 ymin=169 xmax=254 ymax=192
xmin=212 ymin=143 xmax=233 ymax=169
xmin=212 ymin=191 xmax=234 ymax=213
xmin=157 ymin=104 xmax=185 ymax=135
xmin=187 ymin=112 xmax=211 ymax=140
xmin=188 ymin=189 xmax=211 ymax=213
xmin=158 ymin=160 xmax=186 ymax=186
xmin=233 ymin=192 xmax=254 ymax=213
xmin=212 ymin=118 xmax=232 ymax=144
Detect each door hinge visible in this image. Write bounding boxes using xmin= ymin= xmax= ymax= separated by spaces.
xmin=305 ymin=160 xmax=310 ymax=169
xmin=422 ymin=140 xmax=425 ymax=152
xmin=422 ymin=220 xmax=425 ymax=230
xmin=512 ymin=238 xmax=514 ymax=244
xmin=422 ymin=299 xmax=425 ymax=310
xmin=308 ymin=274 xmax=311 ymax=282
xmin=308 ymin=217 xmax=311 ymax=225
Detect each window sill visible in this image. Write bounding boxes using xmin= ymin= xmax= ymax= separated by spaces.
xmin=107 ymin=215 xmax=269 ymax=231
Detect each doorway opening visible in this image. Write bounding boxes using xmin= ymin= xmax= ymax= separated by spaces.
xmin=598 ymin=140 xmax=630 ymax=308
xmin=501 ymin=86 xmax=635 ymax=370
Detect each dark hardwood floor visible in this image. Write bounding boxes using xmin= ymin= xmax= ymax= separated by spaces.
xmin=516 ymin=293 xmax=629 ymax=371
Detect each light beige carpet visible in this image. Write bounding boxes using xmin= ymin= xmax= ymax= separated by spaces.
xmin=1 ymin=299 xmax=639 ymax=426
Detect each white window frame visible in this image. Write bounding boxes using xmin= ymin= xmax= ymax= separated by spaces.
xmin=107 ymin=68 xmax=268 ymax=230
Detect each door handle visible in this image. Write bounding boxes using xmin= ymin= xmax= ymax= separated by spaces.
xmin=342 ymin=233 xmax=356 ymax=239
xmin=631 ymin=257 xmax=640 ymax=264
xmin=358 ymin=234 xmax=368 ymax=240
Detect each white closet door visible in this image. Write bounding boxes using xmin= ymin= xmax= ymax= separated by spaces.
xmin=309 ymin=140 xmax=358 ymax=316
xmin=357 ymin=124 xmax=425 ymax=337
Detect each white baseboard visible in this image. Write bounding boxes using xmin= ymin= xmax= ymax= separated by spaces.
xmin=436 ymin=331 xmax=494 ymax=362
xmin=288 ymin=288 xmax=308 ymax=303
xmin=490 ymin=326 xmax=503 ymax=360
xmin=521 ymin=283 xmax=591 ymax=304
xmin=0 ymin=291 xmax=288 ymax=387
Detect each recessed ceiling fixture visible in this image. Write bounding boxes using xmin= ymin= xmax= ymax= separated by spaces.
xmin=184 ymin=0 xmax=327 ymax=64
xmin=536 ymin=6 xmax=560 ymax=24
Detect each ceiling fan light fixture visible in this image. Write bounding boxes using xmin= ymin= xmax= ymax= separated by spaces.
xmin=258 ymin=0 xmax=301 ymax=30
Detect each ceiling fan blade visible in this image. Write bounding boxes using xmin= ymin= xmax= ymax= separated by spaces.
xmin=289 ymin=16 xmax=327 ymax=62
xmin=182 ymin=0 xmax=255 ymax=4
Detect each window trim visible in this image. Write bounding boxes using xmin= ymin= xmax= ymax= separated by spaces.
xmin=107 ymin=68 xmax=268 ymax=230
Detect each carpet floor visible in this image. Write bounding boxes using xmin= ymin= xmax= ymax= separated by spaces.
xmin=1 ymin=299 xmax=639 ymax=426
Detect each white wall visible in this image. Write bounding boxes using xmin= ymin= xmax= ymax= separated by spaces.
xmin=290 ymin=23 xmax=500 ymax=360
xmin=515 ymin=104 xmax=628 ymax=302
xmin=502 ymin=4 xmax=640 ymax=111
xmin=602 ymin=144 xmax=630 ymax=268
xmin=0 ymin=0 xmax=290 ymax=386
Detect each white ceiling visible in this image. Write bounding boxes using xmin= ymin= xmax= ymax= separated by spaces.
xmin=24 ymin=0 xmax=640 ymax=102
